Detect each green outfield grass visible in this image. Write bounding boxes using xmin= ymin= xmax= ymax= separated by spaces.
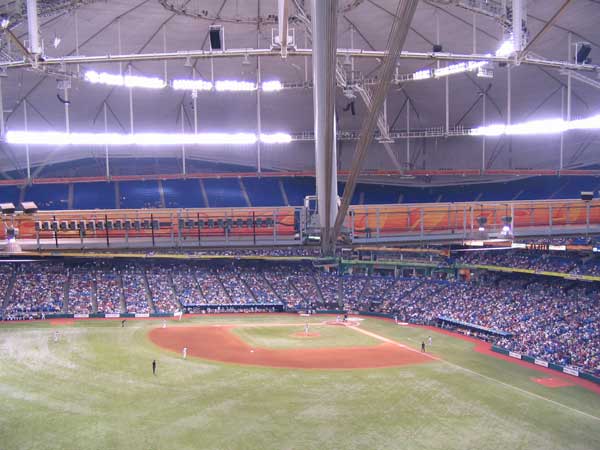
xmin=1 ymin=315 xmax=599 ymax=450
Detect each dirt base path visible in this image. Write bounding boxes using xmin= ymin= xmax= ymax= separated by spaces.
xmin=149 ymin=325 xmax=432 ymax=370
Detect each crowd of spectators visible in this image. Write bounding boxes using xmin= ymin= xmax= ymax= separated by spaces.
xmin=262 ymin=264 xmax=303 ymax=308
xmin=1 ymin=258 xmax=598 ymax=376
xmin=145 ymin=265 xmax=180 ymax=313
xmin=121 ymin=264 xmax=151 ymax=313
xmin=340 ymin=273 xmax=599 ymax=376
xmin=4 ymin=263 xmax=66 ymax=319
xmin=455 ymin=249 xmax=600 ymax=277
xmin=95 ymin=264 xmax=122 ymax=314
xmin=237 ymin=264 xmax=280 ymax=304
xmin=68 ymin=267 xmax=95 ymax=314
xmin=171 ymin=266 xmax=204 ymax=306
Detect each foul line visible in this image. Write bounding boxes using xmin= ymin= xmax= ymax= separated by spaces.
xmin=350 ymin=325 xmax=440 ymax=361
xmin=348 ymin=325 xmax=600 ymax=422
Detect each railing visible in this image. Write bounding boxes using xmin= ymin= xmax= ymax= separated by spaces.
xmin=1 ymin=198 xmax=599 ymax=250
xmin=348 ymin=199 xmax=600 ymax=242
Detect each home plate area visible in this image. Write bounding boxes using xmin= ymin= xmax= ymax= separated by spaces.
xmin=149 ymin=320 xmax=432 ymax=370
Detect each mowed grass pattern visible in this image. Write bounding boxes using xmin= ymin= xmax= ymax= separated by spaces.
xmin=230 ymin=323 xmax=380 ymax=349
xmin=0 ymin=315 xmax=598 ymax=450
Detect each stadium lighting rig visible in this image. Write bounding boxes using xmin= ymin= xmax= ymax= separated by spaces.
xmin=5 ymin=131 xmax=293 ymax=146
xmin=171 ymin=79 xmax=213 ymax=91
xmin=409 ymin=38 xmax=516 ymax=82
xmin=85 ymin=71 xmax=283 ymax=93
xmin=85 ymin=70 xmax=166 ymax=89
xmin=471 ymin=115 xmax=600 ymax=137
xmin=261 ymin=80 xmax=283 ymax=92
xmin=215 ymin=80 xmax=256 ymax=92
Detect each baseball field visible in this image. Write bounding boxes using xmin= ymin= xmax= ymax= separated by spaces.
xmin=1 ymin=314 xmax=599 ymax=449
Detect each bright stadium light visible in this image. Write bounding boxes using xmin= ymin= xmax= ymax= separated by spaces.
xmin=470 ymin=115 xmax=600 ymax=137
xmin=215 ymin=80 xmax=256 ymax=92
xmin=433 ymin=61 xmax=487 ymax=78
xmin=261 ymin=80 xmax=283 ymax=92
xmin=5 ymin=131 xmax=295 ymax=146
xmin=84 ymin=71 xmax=165 ymax=89
xmin=259 ymin=132 xmax=292 ymax=144
xmin=85 ymin=70 xmax=125 ymax=86
xmin=412 ymin=69 xmax=432 ymax=80
xmin=496 ymin=38 xmax=515 ymax=57
xmin=172 ymin=79 xmax=214 ymax=91
xmin=123 ymin=74 xmax=166 ymax=89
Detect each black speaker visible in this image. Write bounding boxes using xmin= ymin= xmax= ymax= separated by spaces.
xmin=581 ymin=191 xmax=594 ymax=201
xmin=20 ymin=201 xmax=38 ymax=214
xmin=209 ymin=25 xmax=223 ymax=50
xmin=576 ymin=44 xmax=592 ymax=64
xmin=432 ymin=44 xmax=443 ymax=53
xmin=0 ymin=202 xmax=15 ymax=214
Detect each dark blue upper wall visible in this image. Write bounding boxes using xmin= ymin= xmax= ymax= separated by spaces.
xmin=7 ymin=157 xmax=600 ymax=210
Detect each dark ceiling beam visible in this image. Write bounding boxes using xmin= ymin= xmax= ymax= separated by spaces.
xmin=367 ymin=0 xmax=435 ymax=46
xmin=331 ymin=0 xmax=420 ymax=248
xmin=519 ymin=0 xmax=576 ymax=62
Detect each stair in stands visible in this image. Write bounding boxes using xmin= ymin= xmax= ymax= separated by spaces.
xmin=62 ymin=270 xmax=72 ymax=314
xmin=238 ymin=275 xmax=258 ymax=303
xmin=91 ymin=275 xmax=99 ymax=314
xmin=167 ymin=272 xmax=184 ymax=310
xmin=213 ymin=269 xmax=233 ymax=303
xmin=117 ymin=272 xmax=127 ymax=313
xmin=1 ymin=268 xmax=16 ymax=315
xmin=239 ymin=179 xmax=252 ymax=207
xmin=311 ymin=273 xmax=326 ymax=305
xmin=142 ymin=269 xmax=157 ymax=314
xmin=260 ymin=272 xmax=284 ymax=304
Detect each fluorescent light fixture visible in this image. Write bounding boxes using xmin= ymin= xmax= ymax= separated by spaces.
xmin=496 ymin=38 xmax=515 ymax=57
xmin=5 ymin=131 xmax=293 ymax=146
xmin=434 ymin=61 xmax=487 ymax=78
xmin=1 ymin=18 xmax=9 ymax=29
xmin=123 ymin=75 xmax=166 ymax=89
xmin=476 ymin=67 xmax=493 ymax=79
xmin=172 ymin=79 xmax=213 ymax=91
xmin=261 ymin=80 xmax=283 ymax=92
xmin=471 ymin=115 xmax=600 ymax=137
xmin=412 ymin=69 xmax=432 ymax=80
xmin=259 ymin=133 xmax=292 ymax=144
xmin=215 ymin=80 xmax=256 ymax=91
xmin=85 ymin=70 xmax=124 ymax=86
xmin=84 ymin=70 xmax=165 ymax=89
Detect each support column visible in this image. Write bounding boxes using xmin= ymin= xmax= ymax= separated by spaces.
xmin=0 ymin=77 xmax=4 ymax=138
xmin=406 ymin=99 xmax=410 ymax=168
xmin=567 ymin=33 xmax=572 ymax=121
xmin=128 ymin=66 xmax=134 ymax=133
xmin=26 ymin=0 xmax=41 ymax=54
xmin=257 ymin=57 xmax=262 ymax=173
xmin=311 ymin=0 xmax=339 ymax=251
xmin=24 ymin=100 xmax=31 ymax=180
xmin=513 ymin=0 xmax=523 ymax=52
xmin=63 ymin=85 xmax=70 ymax=133
xmin=181 ymin=104 xmax=186 ymax=175
xmin=192 ymin=67 xmax=198 ymax=134
xmin=104 ymin=102 xmax=110 ymax=179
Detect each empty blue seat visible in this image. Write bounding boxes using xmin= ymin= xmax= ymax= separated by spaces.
xmin=119 ymin=181 xmax=161 ymax=209
xmin=74 ymin=182 xmax=116 ymax=209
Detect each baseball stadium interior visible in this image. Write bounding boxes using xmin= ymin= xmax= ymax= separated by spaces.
xmin=1 ymin=1 xmax=600 ymax=449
